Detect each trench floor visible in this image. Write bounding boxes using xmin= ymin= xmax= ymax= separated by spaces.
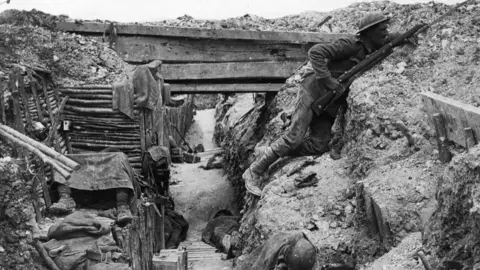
xmin=170 ymin=150 xmax=238 ymax=270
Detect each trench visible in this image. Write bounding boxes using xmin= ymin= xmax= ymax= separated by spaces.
xmin=170 ymin=100 xmax=238 ymax=269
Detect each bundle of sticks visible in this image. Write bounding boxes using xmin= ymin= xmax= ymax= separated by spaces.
xmin=0 ymin=124 xmax=80 ymax=179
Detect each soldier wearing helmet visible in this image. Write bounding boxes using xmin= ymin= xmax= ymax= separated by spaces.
xmin=234 ymin=232 xmax=317 ymax=270
xmin=243 ymin=12 xmax=416 ymax=196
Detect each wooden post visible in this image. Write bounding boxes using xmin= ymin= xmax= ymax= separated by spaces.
xmin=432 ymin=113 xmax=452 ymax=163
xmin=10 ymin=73 xmax=26 ymax=157
xmin=18 ymin=77 xmax=34 ymax=130
xmin=464 ymin=127 xmax=477 ymax=151
xmin=31 ymin=174 xmax=43 ymax=222
xmin=38 ymin=160 xmax=52 ymax=208
xmin=52 ymin=84 xmax=61 ymax=104
xmin=160 ymin=204 xmax=165 ymax=250
xmin=0 ymin=79 xmax=5 ymax=124
xmin=31 ymin=82 xmax=45 ymax=122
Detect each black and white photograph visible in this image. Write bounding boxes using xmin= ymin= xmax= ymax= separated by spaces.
xmin=0 ymin=0 xmax=478 ymax=269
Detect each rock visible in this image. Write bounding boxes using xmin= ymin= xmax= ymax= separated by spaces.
xmin=424 ymin=147 xmax=480 ymax=268
xmin=53 ymin=55 xmax=59 ymax=62
xmin=364 ymin=233 xmax=423 ymax=269
xmin=5 ymin=234 xmax=19 ymax=243
xmin=0 ymin=245 xmax=4 ymax=252
xmin=345 ymin=204 xmax=353 ymax=214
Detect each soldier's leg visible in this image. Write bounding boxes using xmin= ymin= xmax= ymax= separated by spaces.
xmin=289 ymin=114 xmax=335 ymax=157
xmin=49 ymin=184 xmax=76 ymax=214
xmin=270 ymin=90 xmax=315 ymax=157
xmin=116 ymin=188 xmax=133 ymax=226
xmin=243 ymin=89 xmax=314 ymax=196
xmin=165 ymin=218 xmax=183 ymax=249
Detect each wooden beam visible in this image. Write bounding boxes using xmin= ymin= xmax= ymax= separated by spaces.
xmin=56 ymin=21 xmax=351 ymax=43
xmin=0 ymin=79 xmax=5 ymax=124
xmin=464 ymin=127 xmax=477 ymax=151
xmin=432 ymin=113 xmax=452 ymax=163
xmin=162 ymin=61 xmax=302 ymax=80
xmin=420 ymin=91 xmax=480 ymax=148
xmin=115 ymin=36 xmax=310 ymax=63
xmin=9 ymin=73 xmax=26 ymax=135
xmin=169 ymin=83 xmax=282 ymax=93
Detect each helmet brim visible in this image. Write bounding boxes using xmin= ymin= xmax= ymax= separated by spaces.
xmin=357 ymin=17 xmax=390 ymax=34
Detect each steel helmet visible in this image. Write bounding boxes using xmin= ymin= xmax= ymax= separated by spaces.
xmin=357 ymin=12 xmax=390 ymax=34
xmin=285 ymin=238 xmax=317 ymax=270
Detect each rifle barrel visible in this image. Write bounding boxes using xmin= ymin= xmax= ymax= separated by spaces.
xmin=419 ymin=0 xmax=471 ymax=33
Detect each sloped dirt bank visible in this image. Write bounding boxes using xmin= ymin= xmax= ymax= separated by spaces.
xmin=423 ymin=146 xmax=480 ymax=269
xmin=0 ymin=157 xmax=46 ymax=269
xmin=214 ymin=1 xmax=480 ymax=268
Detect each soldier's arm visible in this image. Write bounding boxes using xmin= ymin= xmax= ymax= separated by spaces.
xmin=387 ymin=32 xmax=417 ymax=46
xmin=308 ymin=38 xmax=359 ymax=80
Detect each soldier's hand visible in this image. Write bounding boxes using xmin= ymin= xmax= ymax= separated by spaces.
xmin=406 ymin=36 xmax=418 ymax=46
xmin=320 ymin=77 xmax=342 ymax=93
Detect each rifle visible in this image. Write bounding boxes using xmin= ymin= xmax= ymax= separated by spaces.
xmin=311 ymin=0 xmax=471 ymax=116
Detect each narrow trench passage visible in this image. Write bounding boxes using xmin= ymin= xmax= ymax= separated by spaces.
xmin=170 ymin=108 xmax=238 ymax=270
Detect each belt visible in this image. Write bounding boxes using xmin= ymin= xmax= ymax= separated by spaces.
xmin=86 ymin=249 xmax=112 ymax=263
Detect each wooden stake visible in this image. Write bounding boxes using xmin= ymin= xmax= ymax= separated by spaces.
xmin=417 ymin=250 xmax=433 ymax=270
xmin=38 ymin=160 xmax=52 ymax=208
xmin=33 ymin=240 xmax=61 ymax=270
xmin=10 ymin=73 xmax=26 ymax=157
xmin=31 ymin=175 xmax=43 ymax=222
xmin=0 ymin=79 xmax=5 ymax=124
xmin=464 ymin=127 xmax=477 ymax=151
xmin=10 ymin=73 xmax=26 ymax=134
xmin=432 ymin=113 xmax=452 ymax=163
xmin=31 ymin=82 xmax=44 ymax=122
xmin=46 ymin=97 xmax=69 ymax=151
xmin=18 ymin=77 xmax=34 ymax=130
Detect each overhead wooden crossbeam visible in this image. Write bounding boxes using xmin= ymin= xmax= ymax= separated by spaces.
xmin=162 ymin=61 xmax=303 ymax=80
xmin=169 ymin=83 xmax=283 ymax=94
xmin=420 ymin=91 xmax=480 ymax=148
xmin=115 ymin=36 xmax=310 ymax=64
xmin=56 ymin=22 xmax=350 ymax=43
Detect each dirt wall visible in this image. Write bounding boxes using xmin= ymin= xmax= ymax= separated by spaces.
xmin=214 ymin=1 xmax=480 ymax=268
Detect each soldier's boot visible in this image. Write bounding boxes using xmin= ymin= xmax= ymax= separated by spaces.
xmin=49 ymin=184 xmax=76 ymax=215
xmin=242 ymin=147 xmax=279 ymax=196
xmin=116 ymin=188 xmax=133 ymax=226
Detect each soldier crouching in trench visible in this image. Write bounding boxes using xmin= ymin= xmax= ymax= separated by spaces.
xmin=243 ymin=12 xmax=417 ymax=197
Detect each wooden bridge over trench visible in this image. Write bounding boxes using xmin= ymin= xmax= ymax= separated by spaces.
xmin=56 ymin=22 xmax=351 ymax=94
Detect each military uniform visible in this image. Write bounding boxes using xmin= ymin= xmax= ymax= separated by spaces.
xmin=243 ymin=12 xmax=412 ymax=196
xmin=271 ymin=35 xmax=384 ymax=157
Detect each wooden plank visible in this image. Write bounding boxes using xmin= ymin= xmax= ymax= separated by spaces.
xmin=140 ymin=109 xmax=147 ymax=178
xmin=433 ymin=113 xmax=452 ymax=163
xmin=420 ymin=92 xmax=480 ymax=148
xmin=31 ymin=83 xmax=44 ymax=122
xmin=145 ymin=109 xmax=153 ymax=150
xmin=18 ymin=79 xmax=34 ymax=131
xmin=170 ymin=83 xmax=282 ymax=94
xmin=9 ymin=73 xmax=26 ymax=137
xmin=56 ymin=21 xmax=350 ymax=43
xmin=115 ymin=36 xmax=309 ymax=63
xmin=39 ymin=161 xmax=52 ymax=208
xmin=0 ymin=79 xmax=5 ymax=124
xmin=162 ymin=61 xmax=302 ymax=80
xmin=464 ymin=127 xmax=477 ymax=151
